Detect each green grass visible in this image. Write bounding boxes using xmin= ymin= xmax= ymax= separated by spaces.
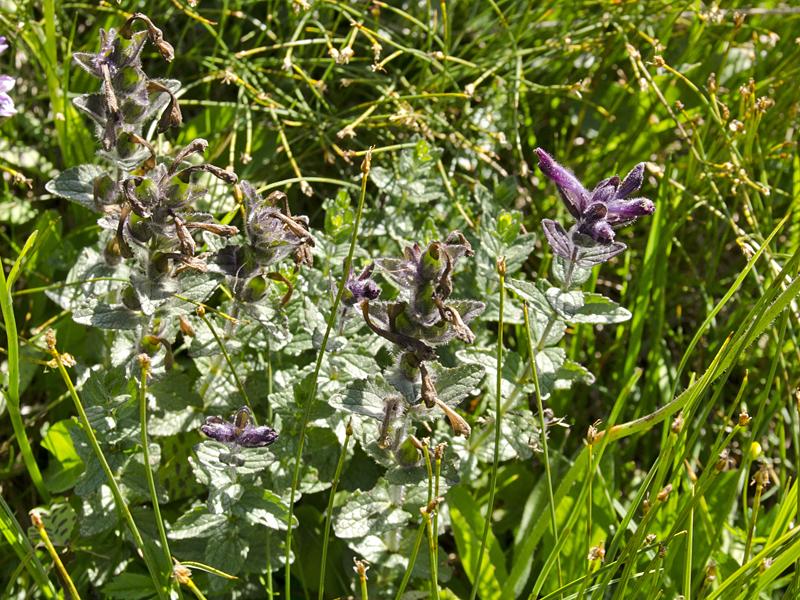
xmin=2 ymin=0 xmax=800 ymax=598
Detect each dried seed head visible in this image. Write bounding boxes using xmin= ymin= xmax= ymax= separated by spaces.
xmin=754 ymin=462 xmax=770 ymax=488
xmin=45 ymin=328 xmax=57 ymax=351
xmin=587 ymin=542 xmax=605 ymax=562
xmin=671 ymin=412 xmax=684 ymax=434
xmin=173 ymin=564 xmax=192 ymax=585
xmin=29 ymin=510 xmax=44 ymax=529
xmin=705 ymin=560 xmax=717 ymax=582
xmin=657 ymin=484 xmax=673 ymax=503
xmin=137 ymin=353 xmax=151 ymax=371
xmin=353 ymin=558 xmax=369 ymax=580
xmin=644 ymin=533 xmax=657 ymax=545
xmin=179 ymin=315 xmax=195 ymax=337
xmin=738 ymin=410 xmax=751 ymax=427
xmin=586 ymin=420 xmax=601 ymax=445
xmin=419 ymin=362 xmax=438 ymax=408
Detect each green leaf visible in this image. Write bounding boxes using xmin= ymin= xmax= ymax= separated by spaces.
xmin=432 ymin=363 xmax=486 ymax=407
xmin=545 ymin=288 xmax=632 ymax=324
xmin=194 ymin=441 xmax=274 ymax=477
xmin=448 ymin=485 xmax=507 ymax=599
xmin=102 ymin=573 xmax=158 ymax=599
xmin=237 ymin=488 xmax=294 ymax=531
xmin=27 ymin=502 xmax=77 ymax=547
xmin=551 ymin=254 xmax=592 ymax=288
xmin=73 ymin=300 xmax=143 ymax=330
xmin=41 ymin=420 xmax=85 ymax=493
xmin=332 ymin=376 xmax=398 ymax=421
xmin=170 ymin=506 xmax=227 ymax=540
xmin=333 ymin=483 xmax=411 ymax=539
xmin=45 ymin=164 xmax=107 ymax=211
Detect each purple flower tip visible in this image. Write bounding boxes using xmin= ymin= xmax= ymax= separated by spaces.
xmin=0 ymin=37 xmax=8 ymax=54
xmin=536 ymin=148 xmax=654 ymax=247
xmin=200 ymin=407 xmax=278 ymax=448
xmin=343 ymin=263 xmax=381 ymax=306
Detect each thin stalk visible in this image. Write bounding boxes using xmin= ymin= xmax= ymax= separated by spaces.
xmin=469 ymin=258 xmax=505 ymax=600
xmin=0 ymin=232 xmax=50 ymax=500
xmin=684 ymin=484 xmax=694 ymax=600
xmin=318 ymin=420 xmax=354 ymax=600
xmin=355 ymin=560 xmax=369 ymax=600
xmin=433 ymin=444 xmax=443 ymax=585
xmin=0 ymin=494 xmax=57 ymax=599
xmin=576 ymin=442 xmax=595 ymax=599
xmin=744 ymin=466 xmax=768 ymax=563
xmin=30 ymin=511 xmax=80 ymax=600
xmin=45 ymin=331 xmax=168 ymax=600
xmin=137 ymin=356 xmax=173 ymax=578
xmin=523 ymin=301 xmax=564 ymax=591
xmin=196 ymin=307 xmax=252 ymax=412
xmin=284 ymin=150 xmax=373 ymax=599
xmin=422 ymin=445 xmax=439 ymax=600
xmin=394 ymin=522 xmax=427 ymax=600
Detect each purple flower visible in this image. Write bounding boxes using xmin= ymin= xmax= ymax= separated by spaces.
xmin=535 ymin=148 xmax=654 ymax=245
xmin=343 ymin=263 xmax=381 ymax=307
xmin=0 ymin=38 xmax=16 ymax=118
xmin=200 ymin=407 xmax=278 ymax=448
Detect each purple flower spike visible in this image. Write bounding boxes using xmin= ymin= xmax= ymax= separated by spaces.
xmin=343 ymin=263 xmax=381 ymax=307
xmin=200 ymin=407 xmax=278 ymax=448
xmin=535 ymin=148 xmax=654 ymax=247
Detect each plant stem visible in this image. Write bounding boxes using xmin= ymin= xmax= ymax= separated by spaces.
xmin=0 ymin=233 xmax=50 ymax=501
xmin=744 ymin=466 xmax=767 ymax=563
xmin=137 ymin=356 xmax=173 ymax=580
xmin=523 ymin=301 xmax=564 ymax=591
xmin=45 ymin=331 xmax=168 ymax=600
xmin=394 ymin=522 xmax=426 ymax=600
xmin=284 ymin=149 xmax=373 ymax=599
xmin=30 ymin=511 xmax=79 ymax=600
xmin=422 ymin=444 xmax=439 ymax=600
xmin=469 ymin=258 xmax=505 ymax=600
xmin=318 ymin=420 xmax=353 ymax=600
xmin=196 ymin=308 xmax=252 ymax=412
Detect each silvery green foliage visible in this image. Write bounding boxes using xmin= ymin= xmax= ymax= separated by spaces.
xmin=40 ymin=14 xmax=317 ymax=593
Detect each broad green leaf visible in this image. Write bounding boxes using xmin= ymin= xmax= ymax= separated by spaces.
xmin=333 ymin=483 xmax=411 ymax=539
xmin=41 ymin=420 xmax=85 ymax=493
xmin=45 ymin=164 xmax=107 ymax=211
xmin=545 ymin=288 xmax=631 ymax=324
xmin=433 ymin=363 xmax=486 ymax=407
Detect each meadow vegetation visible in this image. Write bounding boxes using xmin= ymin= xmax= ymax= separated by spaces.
xmin=1 ymin=1 xmax=800 ymax=598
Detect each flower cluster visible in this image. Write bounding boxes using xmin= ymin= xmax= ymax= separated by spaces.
xmin=215 ymin=181 xmax=315 ymax=302
xmin=0 ymin=36 xmax=15 ymax=118
xmin=358 ymin=231 xmax=484 ymax=443
xmin=73 ymin=13 xmax=179 ymax=160
xmin=201 ymin=406 xmax=278 ymax=448
xmin=106 ymin=138 xmax=240 ymax=274
xmin=535 ymin=148 xmax=655 ymax=266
